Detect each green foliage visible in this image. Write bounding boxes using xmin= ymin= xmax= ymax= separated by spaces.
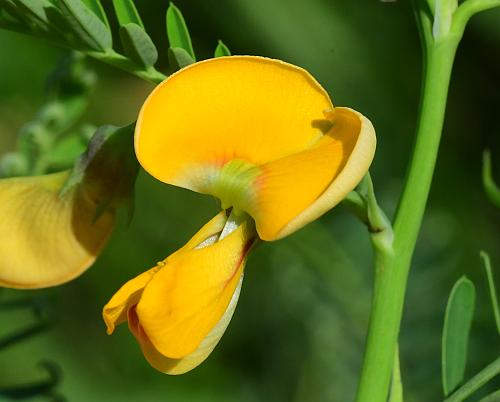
xmin=444 ymin=357 xmax=500 ymax=402
xmin=166 ymin=2 xmax=195 ymax=60
xmin=482 ymin=150 xmax=500 ymax=208
xmin=168 ymin=46 xmax=195 ymax=71
xmin=442 ymin=277 xmax=476 ymax=396
xmin=343 ymin=173 xmax=393 ymax=254
xmin=0 ymin=361 xmax=62 ymax=400
xmin=56 ymin=0 xmax=112 ymax=50
xmin=0 ymin=0 xmax=166 ymax=82
xmin=0 ymin=53 xmax=95 ymax=178
xmin=62 ymin=123 xmax=139 ymax=222
xmin=0 ymin=295 xmax=62 ymax=400
xmin=112 ymin=0 xmax=143 ymax=28
xmin=480 ymin=251 xmax=500 ymax=334
xmin=214 ymin=40 xmax=231 ymax=57
xmin=119 ymin=23 xmax=158 ymax=68
xmin=389 ymin=348 xmax=403 ymax=402
xmin=81 ymin=0 xmax=108 ymax=28
xmin=479 ymin=389 xmax=500 ymax=402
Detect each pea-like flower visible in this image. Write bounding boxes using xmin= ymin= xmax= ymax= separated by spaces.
xmin=0 ymin=171 xmax=114 ymax=288
xmin=0 ymin=125 xmax=138 ymax=289
xmin=103 ymin=56 xmax=376 ymax=374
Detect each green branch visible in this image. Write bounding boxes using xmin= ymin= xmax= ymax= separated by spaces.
xmin=355 ymin=0 xmax=500 ymax=400
xmin=452 ymin=0 xmax=500 ymax=36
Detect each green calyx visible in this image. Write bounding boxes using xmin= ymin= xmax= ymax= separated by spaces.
xmin=61 ymin=123 xmax=140 ymax=222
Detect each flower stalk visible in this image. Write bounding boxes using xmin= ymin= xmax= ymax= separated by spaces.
xmin=355 ymin=2 xmax=462 ymax=401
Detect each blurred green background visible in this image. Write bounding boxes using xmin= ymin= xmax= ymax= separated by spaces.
xmin=1 ymin=1 xmax=499 ymax=401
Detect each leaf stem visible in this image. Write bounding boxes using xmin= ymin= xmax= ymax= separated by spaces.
xmin=452 ymin=0 xmax=500 ymax=36
xmin=88 ymin=49 xmax=166 ymax=84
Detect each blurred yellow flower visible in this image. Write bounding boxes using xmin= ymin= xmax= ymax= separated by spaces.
xmin=104 ymin=56 xmax=376 ymax=373
xmin=0 ymin=124 xmax=138 ymax=289
xmin=0 ymin=171 xmax=114 ymax=288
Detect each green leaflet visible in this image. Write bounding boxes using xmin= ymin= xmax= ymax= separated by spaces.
xmin=11 ymin=0 xmax=51 ymax=25
xmin=55 ymin=0 xmax=112 ymax=51
xmin=442 ymin=276 xmax=476 ymax=396
xmin=112 ymin=0 xmax=143 ymax=28
xmin=81 ymin=0 xmax=108 ymax=28
xmin=168 ymin=46 xmax=194 ymax=71
xmin=1 ymin=0 xmax=34 ymax=26
xmin=214 ymin=40 xmax=231 ymax=57
xmin=166 ymin=2 xmax=195 ymax=60
xmin=119 ymin=23 xmax=158 ymax=67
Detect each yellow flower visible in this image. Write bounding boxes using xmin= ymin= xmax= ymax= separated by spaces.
xmin=0 ymin=171 xmax=114 ymax=288
xmin=104 ymin=56 xmax=376 ymax=373
xmin=103 ymin=212 xmax=256 ymax=374
xmin=0 ymin=124 xmax=137 ymax=289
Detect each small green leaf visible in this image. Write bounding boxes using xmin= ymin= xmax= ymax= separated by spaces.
xmin=482 ymin=150 xmax=500 ymax=208
xmin=442 ymin=276 xmax=476 ymax=396
xmin=168 ymin=46 xmax=194 ymax=71
xmin=44 ymin=4 xmax=80 ymax=43
xmin=81 ymin=0 xmax=108 ymax=28
xmin=480 ymin=251 xmax=500 ymax=335
xmin=11 ymin=0 xmax=51 ymax=25
xmin=55 ymin=0 xmax=112 ymax=51
xmin=214 ymin=40 xmax=231 ymax=57
xmin=112 ymin=0 xmax=143 ymax=28
xmin=166 ymin=2 xmax=195 ymax=60
xmin=0 ymin=8 xmax=29 ymax=34
xmin=1 ymin=0 xmax=33 ymax=26
xmin=119 ymin=23 xmax=158 ymax=67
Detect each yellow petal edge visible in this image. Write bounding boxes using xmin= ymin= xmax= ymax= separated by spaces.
xmin=275 ymin=107 xmax=376 ymax=239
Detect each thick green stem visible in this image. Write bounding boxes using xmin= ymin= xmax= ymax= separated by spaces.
xmin=355 ymin=23 xmax=461 ymax=402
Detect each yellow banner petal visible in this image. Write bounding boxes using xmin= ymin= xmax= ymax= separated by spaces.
xmin=135 ymin=56 xmax=375 ymax=240
xmin=135 ymin=56 xmax=332 ymax=190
